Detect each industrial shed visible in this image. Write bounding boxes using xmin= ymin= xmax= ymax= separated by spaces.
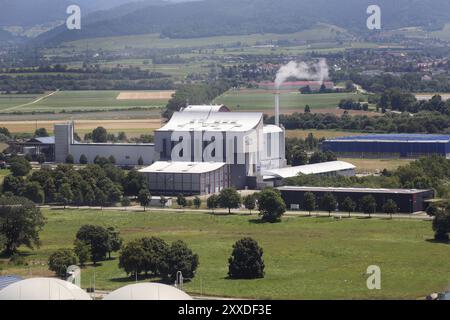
xmin=9 ymin=136 xmax=55 ymax=160
xmin=278 ymin=186 xmax=435 ymax=214
xmin=321 ymin=134 xmax=450 ymax=158
xmin=139 ymin=161 xmax=229 ymax=196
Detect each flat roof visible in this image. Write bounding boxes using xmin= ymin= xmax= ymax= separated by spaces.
xmin=326 ymin=134 xmax=450 ymax=143
xmin=264 ymin=161 xmax=355 ymax=179
xmin=139 ymin=161 xmax=226 ymax=174
xmin=157 ymin=111 xmax=263 ymax=133
xmin=263 ymin=125 xmax=283 ymax=134
xmin=278 ymin=186 xmax=433 ymax=195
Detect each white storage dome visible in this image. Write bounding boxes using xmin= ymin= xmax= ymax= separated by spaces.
xmin=0 ymin=278 xmax=91 ymax=300
xmin=103 ymin=283 xmax=192 ymax=300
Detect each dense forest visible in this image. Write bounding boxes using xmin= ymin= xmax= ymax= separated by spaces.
xmin=0 ymin=66 xmax=173 ymax=93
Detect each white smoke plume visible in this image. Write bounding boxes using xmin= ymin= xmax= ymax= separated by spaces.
xmin=275 ymin=59 xmax=329 ymax=89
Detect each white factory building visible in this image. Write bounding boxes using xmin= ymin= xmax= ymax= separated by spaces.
xmin=53 ymin=103 xmax=355 ymax=195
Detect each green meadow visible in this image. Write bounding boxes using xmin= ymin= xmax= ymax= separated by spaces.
xmin=2 ymin=209 xmax=449 ymax=300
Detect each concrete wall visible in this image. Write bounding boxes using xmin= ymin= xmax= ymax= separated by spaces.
xmin=54 ymin=123 xmax=157 ymax=166
xmin=70 ymin=143 xmax=156 ymax=166
xmin=55 ymin=124 xmax=73 ymax=163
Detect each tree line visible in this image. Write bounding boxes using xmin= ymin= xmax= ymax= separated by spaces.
xmin=3 ymin=158 xmax=147 ymax=207
xmin=270 ymin=111 xmax=450 ymax=134
xmin=163 ymin=81 xmax=231 ymax=118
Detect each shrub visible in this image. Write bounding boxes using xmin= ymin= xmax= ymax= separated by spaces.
xmin=258 ymin=188 xmax=286 ymax=222
xmin=162 ymin=240 xmax=199 ymax=281
xmin=228 ymin=238 xmax=265 ymax=279
xmin=48 ymin=249 xmax=77 ymax=278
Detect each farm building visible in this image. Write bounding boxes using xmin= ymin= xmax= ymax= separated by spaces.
xmin=8 ymin=136 xmax=55 ymax=160
xmin=321 ymin=134 xmax=450 ymax=159
xmin=278 ymin=186 xmax=435 ymax=214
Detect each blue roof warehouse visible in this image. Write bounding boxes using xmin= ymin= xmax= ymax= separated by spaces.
xmin=321 ymin=134 xmax=450 ymax=158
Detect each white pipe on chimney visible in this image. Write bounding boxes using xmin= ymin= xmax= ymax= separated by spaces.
xmin=275 ymin=92 xmax=280 ymax=127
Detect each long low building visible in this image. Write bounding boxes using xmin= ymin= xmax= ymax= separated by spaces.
xmin=321 ymin=134 xmax=450 ymax=158
xmin=139 ymin=161 xmax=229 ymax=196
xmin=278 ymin=186 xmax=435 ymax=214
xmin=55 ymin=123 xmax=156 ymax=166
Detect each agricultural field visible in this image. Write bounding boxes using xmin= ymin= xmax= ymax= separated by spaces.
xmin=59 ymin=25 xmax=353 ymax=52
xmin=285 ymin=129 xmax=365 ymax=140
xmin=0 ymin=90 xmax=171 ymax=113
xmin=339 ymin=158 xmax=413 ymax=174
xmin=0 ymin=119 xmax=162 ymax=137
xmin=1 ymin=209 xmax=449 ymax=300
xmin=215 ymin=89 xmax=370 ymax=114
xmin=415 ymin=93 xmax=450 ymax=101
xmin=97 ymin=59 xmax=211 ymax=81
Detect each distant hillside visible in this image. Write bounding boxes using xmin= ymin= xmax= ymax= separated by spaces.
xmin=38 ymin=0 xmax=450 ymax=44
xmin=0 ymin=29 xmax=15 ymax=42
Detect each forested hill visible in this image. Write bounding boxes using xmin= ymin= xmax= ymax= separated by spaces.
xmin=37 ymin=0 xmax=450 ymax=44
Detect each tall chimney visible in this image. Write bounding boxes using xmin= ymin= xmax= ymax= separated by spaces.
xmin=275 ymin=92 xmax=280 ymax=127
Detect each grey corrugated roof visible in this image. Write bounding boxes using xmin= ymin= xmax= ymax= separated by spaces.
xmin=31 ymin=136 xmax=55 ymax=144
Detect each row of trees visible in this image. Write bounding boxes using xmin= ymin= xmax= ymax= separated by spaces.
xmin=48 ymin=225 xmax=124 ymax=277
xmin=119 ymin=237 xmax=198 ymax=281
xmin=205 ymin=188 xmax=286 ymax=223
xmin=0 ymin=66 xmax=174 ymax=93
xmin=338 ymin=99 xmax=369 ymax=111
xmin=376 ymin=90 xmax=450 ymax=115
xmin=297 ymin=192 xmax=398 ymax=218
xmin=272 ymin=111 xmax=450 ymax=134
xmin=3 ymin=161 xmax=148 ymax=207
xmin=49 ymin=233 xmax=267 ymax=282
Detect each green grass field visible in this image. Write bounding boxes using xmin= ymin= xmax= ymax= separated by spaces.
xmin=60 ymin=25 xmax=351 ymax=52
xmin=2 ymin=209 xmax=449 ymax=299
xmin=215 ymin=89 xmax=367 ymax=112
xmin=0 ymin=91 xmax=169 ymax=113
